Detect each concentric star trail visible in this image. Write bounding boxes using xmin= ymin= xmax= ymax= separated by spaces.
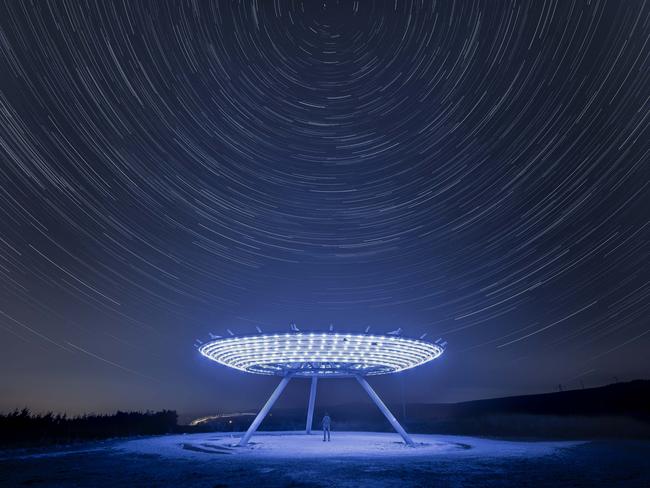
xmin=0 ymin=0 xmax=647 ymax=412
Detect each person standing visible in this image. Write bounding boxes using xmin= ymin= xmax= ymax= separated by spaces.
xmin=322 ymin=413 xmax=331 ymax=442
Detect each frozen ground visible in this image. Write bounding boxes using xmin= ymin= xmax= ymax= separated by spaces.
xmin=1 ymin=431 xmax=649 ymax=487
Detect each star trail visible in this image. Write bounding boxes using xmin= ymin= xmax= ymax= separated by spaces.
xmin=0 ymin=0 xmax=648 ymax=414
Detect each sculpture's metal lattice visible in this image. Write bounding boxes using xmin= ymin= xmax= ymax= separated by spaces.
xmin=199 ymin=332 xmax=444 ymax=377
xmin=197 ymin=331 xmax=445 ymax=447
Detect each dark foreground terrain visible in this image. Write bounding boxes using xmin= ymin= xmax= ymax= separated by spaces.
xmin=0 ymin=432 xmax=648 ymax=487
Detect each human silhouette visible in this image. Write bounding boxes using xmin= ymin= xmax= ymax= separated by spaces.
xmin=322 ymin=413 xmax=331 ymax=442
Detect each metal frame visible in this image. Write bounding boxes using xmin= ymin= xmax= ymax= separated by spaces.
xmin=199 ymin=331 xmax=445 ymax=447
xmin=238 ymin=374 xmax=413 ymax=446
xmin=355 ymin=375 xmax=414 ymax=446
xmin=305 ymin=376 xmax=318 ymax=434
xmin=238 ymin=373 xmax=293 ymax=446
xmin=199 ymin=332 xmax=444 ymax=377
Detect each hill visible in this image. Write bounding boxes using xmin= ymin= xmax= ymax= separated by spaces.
xmin=190 ymin=380 xmax=650 ymax=439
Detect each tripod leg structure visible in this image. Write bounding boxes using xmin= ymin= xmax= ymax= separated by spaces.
xmin=305 ymin=376 xmax=318 ymax=434
xmin=239 ymin=374 xmax=292 ymax=446
xmin=355 ymin=375 xmax=415 ymax=446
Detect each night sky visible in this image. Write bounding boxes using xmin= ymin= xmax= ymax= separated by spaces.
xmin=0 ymin=0 xmax=648 ymax=418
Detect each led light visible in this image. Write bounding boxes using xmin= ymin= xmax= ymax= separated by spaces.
xmin=199 ymin=332 xmax=444 ymax=377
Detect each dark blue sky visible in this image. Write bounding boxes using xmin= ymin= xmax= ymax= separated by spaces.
xmin=0 ymin=0 xmax=648 ymax=417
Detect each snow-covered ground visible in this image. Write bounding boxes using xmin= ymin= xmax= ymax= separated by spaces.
xmin=119 ymin=430 xmax=583 ymax=459
xmin=1 ymin=431 xmax=648 ymax=487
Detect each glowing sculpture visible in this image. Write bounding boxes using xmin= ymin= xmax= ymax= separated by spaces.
xmin=199 ymin=332 xmax=445 ymax=446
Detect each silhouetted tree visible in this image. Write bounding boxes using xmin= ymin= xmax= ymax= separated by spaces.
xmin=0 ymin=409 xmax=178 ymax=446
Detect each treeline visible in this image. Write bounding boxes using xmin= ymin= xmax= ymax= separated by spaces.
xmin=0 ymin=408 xmax=178 ymax=446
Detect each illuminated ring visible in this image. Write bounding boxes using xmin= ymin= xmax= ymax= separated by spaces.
xmin=199 ymin=332 xmax=444 ymax=377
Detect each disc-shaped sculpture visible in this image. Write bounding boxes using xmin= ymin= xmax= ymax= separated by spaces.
xmin=197 ymin=332 xmax=445 ymax=447
xmin=199 ymin=332 xmax=443 ymax=377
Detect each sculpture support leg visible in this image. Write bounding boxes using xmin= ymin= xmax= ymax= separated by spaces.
xmin=305 ymin=376 xmax=318 ymax=433
xmin=239 ymin=374 xmax=292 ymax=446
xmin=355 ymin=375 xmax=415 ymax=446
